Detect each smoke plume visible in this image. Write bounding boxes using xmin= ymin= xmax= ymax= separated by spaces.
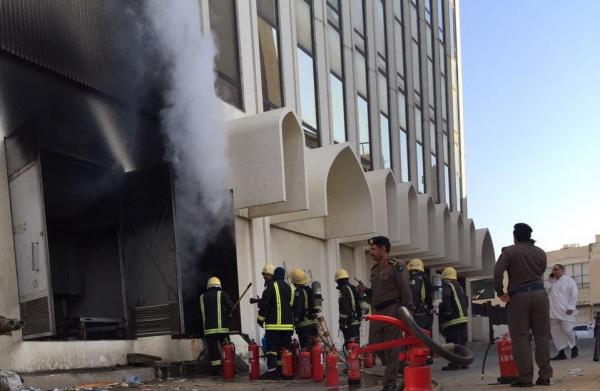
xmin=141 ymin=1 xmax=231 ymax=276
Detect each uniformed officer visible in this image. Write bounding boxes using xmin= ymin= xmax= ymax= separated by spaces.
xmin=257 ymin=266 xmax=294 ymax=379
xmin=407 ymin=259 xmax=433 ymax=331
xmin=335 ymin=268 xmax=362 ymax=346
xmin=358 ymin=236 xmax=413 ymax=391
xmin=290 ymin=268 xmax=318 ymax=349
xmin=493 ymin=223 xmax=552 ymax=387
xmin=199 ymin=277 xmax=233 ymax=375
xmin=439 ymin=267 xmax=469 ymax=371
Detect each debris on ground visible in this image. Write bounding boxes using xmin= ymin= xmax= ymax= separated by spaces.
xmin=0 ymin=370 xmax=23 ymax=391
xmin=568 ymin=367 xmax=583 ymax=376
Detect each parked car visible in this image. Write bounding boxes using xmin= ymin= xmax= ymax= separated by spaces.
xmin=573 ymin=323 xmax=595 ymax=339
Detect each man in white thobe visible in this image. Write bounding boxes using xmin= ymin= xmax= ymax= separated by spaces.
xmin=545 ymin=264 xmax=579 ymax=360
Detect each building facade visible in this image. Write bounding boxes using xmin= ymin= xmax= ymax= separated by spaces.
xmin=0 ymin=0 xmax=496 ymax=372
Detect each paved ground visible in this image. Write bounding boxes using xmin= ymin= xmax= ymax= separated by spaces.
xmin=135 ymin=339 xmax=600 ymax=390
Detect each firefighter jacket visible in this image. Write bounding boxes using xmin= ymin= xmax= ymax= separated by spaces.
xmin=257 ymin=279 xmax=295 ymax=331
xmin=292 ymin=285 xmax=318 ymax=329
xmin=199 ymin=287 xmax=234 ymax=335
xmin=439 ymin=279 xmax=468 ymax=330
xmin=409 ymin=271 xmax=433 ymax=316
xmin=337 ymin=281 xmax=362 ymax=329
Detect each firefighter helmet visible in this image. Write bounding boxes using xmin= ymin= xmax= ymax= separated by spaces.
xmin=290 ymin=269 xmax=308 ymax=285
xmin=441 ymin=267 xmax=457 ymax=280
xmin=407 ymin=258 xmax=425 ymax=272
xmin=334 ymin=268 xmax=349 ymax=281
xmin=262 ymin=264 xmax=275 ymax=276
xmin=207 ymin=277 xmax=221 ymax=289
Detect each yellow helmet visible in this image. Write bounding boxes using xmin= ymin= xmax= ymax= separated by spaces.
xmin=290 ymin=269 xmax=308 ymax=285
xmin=407 ymin=258 xmax=424 ymax=272
xmin=262 ymin=264 xmax=275 ymax=276
xmin=334 ymin=269 xmax=349 ymax=281
xmin=207 ymin=277 xmax=221 ymax=289
xmin=441 ymin=267 xmax=457 ymax=280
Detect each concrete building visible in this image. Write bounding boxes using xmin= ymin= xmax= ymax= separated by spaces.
xmin=546 ymin=235 xmax=600 ymax=324
xmin=0 ymin=0 xmax=495 ymax=371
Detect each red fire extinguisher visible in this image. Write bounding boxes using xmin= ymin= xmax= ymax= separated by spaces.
xmin=347 ymin=350 xmax=361 ymax=385
xmin=281 ymin=348 xmax=295 ymax=379
xmin=311 ymin=339 xmax=324 ymax=382
xmin=346 ymin=338 xmax=360 ymax=357
xmin=326 ymin=349 xmax=339 ymax=387
xmin=404 ymin=348 xmax=431 ymax=391
xmin=291 ymin=338 xmax=300 ymax=375
xmin=223 ymin=341 xmax=235 ymax=380
xmin=362 ymin=349 xmax=374 ymax=368
xmin=299 ymin=349 xmax=312 ymax=379
xmin=248 ymin=339 xmax=260 ymax=380
xmin=496 ymin=333 xmax=518 ymax=384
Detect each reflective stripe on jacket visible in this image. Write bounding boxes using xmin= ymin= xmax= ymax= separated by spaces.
xmin=258 ymin=279 xmax=295 ymax=331
xmin=440 ymin=280 xmax=468 ymax=330
xmin=338 ymin=282 xmax=362 ymax=328
xmin=293 ymin=285 xmax=318 ymax=328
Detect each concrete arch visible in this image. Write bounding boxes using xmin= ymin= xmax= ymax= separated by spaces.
xmin=461 ymin=228 xmax=496 ymax=278
xmin=421 ymin=204 xmax=452 ymax=265
xmin=341 ymin=169 xmax=400 ymax=244
xmin=227 ymin=108 xmax=308 ymax=217
xmin=272 ymin=143 xmax=374 ymax=239
xmin=456 ymin=218 xmax=477 ymax=271
xmin=394 ymin=194 xmax=435 ymax=257
xmin=391 ymin=183 xmax=419 ymax=251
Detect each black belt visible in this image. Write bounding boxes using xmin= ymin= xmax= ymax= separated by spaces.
xmin=508 ymin=283 xmax=544 ymax=297
xmin=373 ymin=299 xmax=399 ymax=311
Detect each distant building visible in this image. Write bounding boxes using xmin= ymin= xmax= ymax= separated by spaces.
xmin=546 ymin=235 xmax=600 ymax=324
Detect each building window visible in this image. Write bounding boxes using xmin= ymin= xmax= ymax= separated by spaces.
xmin=430 ymin=121 xmax=439 ymax=201
xmin=357 ymin=95 xmax=371 ymax=171
xmin=566 ymin=263 xmax=590 ymax=289
xmin=416 ymin=142 xmax=425 ymax=193
xmin=327 ymin=0 xmax=346 ymax=143
xmin=400 ymin=129 xmax=410 ymax=182
xmin=353 ymin=0 xmax=371 ymax=171
xmin=437 ymin=0 xmax=445 ymax=40
xmin=380 ymin=113 xmax=391 ymax=169
xmin=455 ymin=173 xmax=461 ymax=211
xmin=257 ymin=0 xmax=283 ymax=111
xmin=296 ymin=0 xmax=320 ymax=148
xmin=444 ymin=163 xmax=450 ymax=205
xmin=209 ymin=0 xmax=243 ymax=110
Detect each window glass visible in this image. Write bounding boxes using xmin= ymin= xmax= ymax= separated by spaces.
xmin=427 ymin=58 xmax=434 ymax=109
xmin=400 ymin=129 xmax=409 ymax=182
xmin=357 ymin=95 xmax=371 ymax=170
xmin=431 ymin=153 xmax=438 ymax=201
xmin=412 ymin=41 xmax=421 ymax=94
xmin=394 ymin=19 xmax=405 ymax=82
xmin=297 ymin=48 xmax=318 ymax=132
xmin=380 ymin=113 xmax=391 ymax=169
xmin=430 ymin=121 xmax=436 ymax=154
xmin=378 ymin=72 xmax=388 ymax=114
xmin=443 ymin=133 xmax=449 ymax=163
xmin=394 ymin=0 xmax=403 ymax=18
xmin=455 ymin=174 xmax=461 ymax=211
xmin=330 ymin=74 xmax=346 ymax=143
xmin=295 ymin=0 xmax=313 ymax=52
xmin=415 ymin=107 xmax=422 ymax=143
xmin=327 ymin=24 xmax=342 ymax=77
xmin=410 ymin=2 xmax=419 ymax=40
xmin=437 ymin=0 xmax=445 ymax=40
xmin=444 ymin=163 xmax=450 ymax=204
xmin=376 ymin=0 xmax=387 ymax=60
xmin=417 ymin=142 xmax=425 ymax=193
xmin=397 ymin=91 xmax=407 ymax=130
xmin=354 ymin=51 xmax=368 ymax=97
xmin=209 ymin=0 xmax=243 ymax=109
xmin=258 ymin=0 xmax=283 ymax=111
xmin=441 ymin=76 xmax=447 ymax=120
xmin=352 ymin=0 xmax=365 ymax=36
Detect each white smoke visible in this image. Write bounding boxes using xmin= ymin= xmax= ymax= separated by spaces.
xmin=142 ymin=0 xmax=231 ymax=257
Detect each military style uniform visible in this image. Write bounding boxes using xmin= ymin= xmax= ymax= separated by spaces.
xmin=493 ymin=241 xmax=552 ymax=384
xmin=199 ymin=287 xmax=234 ymax=374
xmin=257 ymin=278 xmax=294 ymax=372
xmin=409 ymin=271 xmax=433 ymax=330
xmin=337 ymin=280 xmax=362 ymax=346
xmin=292 ymin=284 xmax=318 ymax=349
xmin=439 ymin=279 xmax=468 ymax=369
xmin=365 ymin=258 xmax=413 ymax=386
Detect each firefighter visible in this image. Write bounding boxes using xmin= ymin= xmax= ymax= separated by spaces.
xmin=257 ymin=266 xmax=294 ymax=379
xmin=199 ymin=277 xmax=233 ymax=375
xmin=290 ymin=268 xmax=318 ymax=349
xmin=357 ymin=236 xmax=413 ymax=391
xmin=407 ymin=258 xmax=433 ymax=331
xmin=335 ymin=268 xmax=362 ymax=346
xmin=439 ymin=267 xmax=469 ymax=371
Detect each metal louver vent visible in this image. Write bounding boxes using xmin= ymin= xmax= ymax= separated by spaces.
xmin=20 ymin=297 xmax=52 ymax=338
xmin=133 ymin=303 xmax=180 ymax=337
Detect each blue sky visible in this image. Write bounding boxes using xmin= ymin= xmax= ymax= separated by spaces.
xmin=460 ymin=0 xmax=600 ymax=252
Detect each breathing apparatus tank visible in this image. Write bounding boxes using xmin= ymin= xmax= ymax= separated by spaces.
xmin=431 ymin=273 xmax=443 ymax=343
xmin=311 ymin=281 xmax=323 ymax=313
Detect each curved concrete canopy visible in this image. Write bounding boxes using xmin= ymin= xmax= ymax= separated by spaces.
xmin=421 ymin=204 xmax=452 ymax=263
xmin=391 ymin=183 xmax=418 ymax=251
xmin=427 ymin=211 xmax=465 ymax=269
xmin=271 ymin=143 xmax=374 ymax=239
xmin=393 ymin=194 xmax=435 ymax=257
xmin=461 ymin=228 xmax=496 ymax=278
xmin=455 ymin=218 xmax=478 ymax=271
xmin=227 ymin=108 xmax=307 ymax=216
xmin=340 ymin=169 xmax=400 ymax=244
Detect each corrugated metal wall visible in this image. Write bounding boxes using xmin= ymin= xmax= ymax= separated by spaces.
xmin=0 ymin=0 xmax=137 ymax=96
